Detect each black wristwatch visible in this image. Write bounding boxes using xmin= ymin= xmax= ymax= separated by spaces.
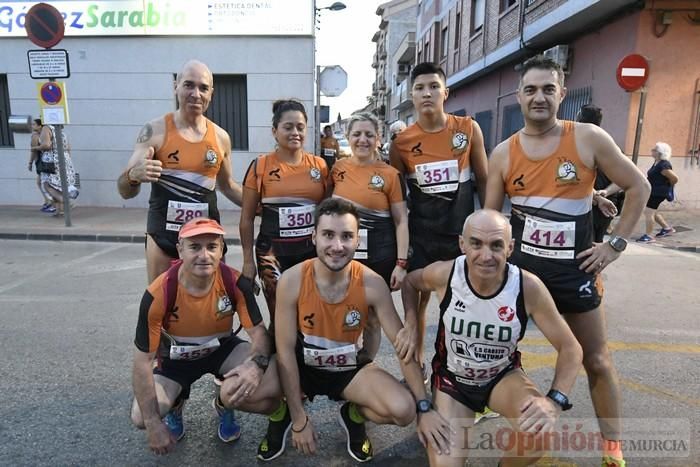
xmin=251 ymin=354 xmax=270 ymax=372
xmin=608 ymin=235 xmax=628 ymax=252
xmin=546 ymin=389 xmax=573 ymax=411
xmin=416 ymin=399 xmax=433 ymax=414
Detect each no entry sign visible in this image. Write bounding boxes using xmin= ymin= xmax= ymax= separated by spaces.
xmin=616 ymin=54 xmax=650 ymax=92
xmin=24 ymin=3 xmax=65 ymax=49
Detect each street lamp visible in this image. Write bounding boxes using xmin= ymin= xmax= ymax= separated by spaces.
xmin=314 ymin=2 xmax=346 ymax=155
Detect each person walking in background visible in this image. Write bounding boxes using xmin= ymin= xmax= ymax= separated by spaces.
xmin=576 ymin=105 xmax=625 ymax=242
xmin=28 ymin=118 xmax=54 ymax=213
xmin=636 ymin=142 xmax=679 ymax=243
xmin=320 ymin=125 xmax=340 ymax=170
xmin=37 ymin=122 xmax=79 ymax=217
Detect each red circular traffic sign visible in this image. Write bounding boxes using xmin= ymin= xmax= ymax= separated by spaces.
xmin=616 ymin=54 xmax=650 ymax=92
xmin=40 ymin=82 xmax=63 ymax=105
xmin=24 ymin=3 xmax=65 ymax=49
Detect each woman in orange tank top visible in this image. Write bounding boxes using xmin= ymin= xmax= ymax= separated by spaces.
xmin=239 ymin=100 xmax=328 ymax=323
xmin=330 ymin=112 xmax=409 ymax=290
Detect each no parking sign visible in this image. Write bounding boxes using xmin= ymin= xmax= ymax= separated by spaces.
xmin=37 ymin=80 xmax=70 ymax=124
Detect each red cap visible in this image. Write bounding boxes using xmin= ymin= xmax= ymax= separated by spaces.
xmin=178 ymin=218 xmax=226 ymax=240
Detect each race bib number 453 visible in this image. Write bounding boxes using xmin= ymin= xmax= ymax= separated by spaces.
xmin=415 ymin=160 xmax=459 ymax=194
xmin=521 ymin=216 xmax=575 ymax=259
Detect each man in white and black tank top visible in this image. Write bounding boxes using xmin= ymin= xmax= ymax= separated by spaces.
xmin=401 ymin=209 xmax=583 ymax=466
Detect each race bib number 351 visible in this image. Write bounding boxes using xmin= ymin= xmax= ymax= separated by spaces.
xmin=279 ymin=205 xmax=315 ymax=238
xmin=415 ymin=160 xmax=459 ymax=194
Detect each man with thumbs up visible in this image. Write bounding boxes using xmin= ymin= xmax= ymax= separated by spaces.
xmin=118 ymin=60 xmax=243 ymax=282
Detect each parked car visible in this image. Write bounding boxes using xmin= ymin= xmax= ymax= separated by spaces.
xmin=337 ymin=138 xmax=352 ymax=158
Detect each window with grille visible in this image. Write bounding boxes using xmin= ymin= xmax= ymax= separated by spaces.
xmin=0 ymin=75 xmax=14 ymax=148
xmin=558 ymin=86 xmax=592 ymax=121
xmin=206 ymin=75 xmax=249 ymax=151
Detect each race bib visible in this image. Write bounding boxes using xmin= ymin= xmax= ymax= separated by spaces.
xmin=323 ymin=149 xmax=337 ymax=157
xmin=415 ymin=160 xmax=459 ymax=194
xmin=279 ymin=204 xmax=315 ymax=238
xmin=353 ymin=229 xmax=368 ymax=259
xmin=169 ymin=337 xmax=220 ymax=361
xmin=303 ymin=344 xmax=357 ymax=372
xmin=166 ymin=200 xmax=208 ymax=232
xmin=452 ymin=355 xmax=509 ymax=385
xmin=521 ymin=216 xmax=576 ymax=259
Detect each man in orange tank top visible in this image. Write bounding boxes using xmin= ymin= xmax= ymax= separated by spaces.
xmin=390 ymin=62 xmax=489 ymax=385
xmin=269 ymin=198 xmax=451 ymax=463
xmin=485 ymin=56 xmax=650 ymax=467
xmin=118 ymin=60 xmax=243 ymax=283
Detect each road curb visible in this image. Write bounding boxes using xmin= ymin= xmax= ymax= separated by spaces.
xmin=0 ymin=232 xmax=241 ymax=246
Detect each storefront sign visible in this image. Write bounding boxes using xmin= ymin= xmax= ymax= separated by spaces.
xmin=1 ymin=0 xmax=313 ymax=36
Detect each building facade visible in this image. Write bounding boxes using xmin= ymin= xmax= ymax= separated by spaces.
xmin=0 ymin=0 xmax=315 ymax=208
xmin=413 ymin=0 xmax=700 ymax=206
xmin=371 ymin=0 xmax=417 ymax=138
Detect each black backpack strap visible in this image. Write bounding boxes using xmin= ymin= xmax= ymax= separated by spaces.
xmin=163 ymin=260 xmax=183 ymax=330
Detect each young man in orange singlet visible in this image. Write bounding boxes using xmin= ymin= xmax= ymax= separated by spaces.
xmin=264 ymin=198 xmax=452 ymax=463
xmin=485 ymin=56 xmax=650 ymax=467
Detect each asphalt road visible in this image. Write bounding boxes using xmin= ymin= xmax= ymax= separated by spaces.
xmin=0 ymin=240 xmax=697 ymax=466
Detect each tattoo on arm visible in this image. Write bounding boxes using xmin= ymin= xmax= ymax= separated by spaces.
xmin=137 ymin=124 xmax=153 ymax=143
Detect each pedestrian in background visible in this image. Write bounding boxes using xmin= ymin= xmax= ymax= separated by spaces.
xmin=576 ymin=105 xmax=625 ymax=242
xmin=37 ymin=123 xmax=79 ymax=217
xmin=28 ymin=118 xmax=54 ymax=213
xmin=637 ymin=142 xmax=679 ymax=243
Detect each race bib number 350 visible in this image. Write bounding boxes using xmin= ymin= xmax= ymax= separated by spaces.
xmin=303 ymin=344 xmax=357 ymax=372
xmin=415 ymin=160 xmax=459 ymax=194
xmin=166 ymin=201 xmax=208 ymax=232
xmin=521 ymin=216 xmax=575 ymax=259
xmin=279 ymin=205 xmax=315 ymax=238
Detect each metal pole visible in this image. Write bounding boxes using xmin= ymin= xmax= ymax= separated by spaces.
xmin=631 ymin=86 xmax=647 ymax=166
xmin=316 ymin=65 xmax=321 ymax=156
xmin=49 ymin=77 xmax=71 ymax=226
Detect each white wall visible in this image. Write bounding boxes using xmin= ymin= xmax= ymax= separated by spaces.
xmin=1 ymin=35 xmax=314 ymax=207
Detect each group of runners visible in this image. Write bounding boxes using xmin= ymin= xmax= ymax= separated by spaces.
xmin=121 ymin=57 xmax=649 ymax=466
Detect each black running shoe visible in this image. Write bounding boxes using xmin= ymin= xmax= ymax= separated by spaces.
xmin=338 ymin=402 xmax=373 ymax=462
xmin=256 ymin=404 xmax=292 ymax=461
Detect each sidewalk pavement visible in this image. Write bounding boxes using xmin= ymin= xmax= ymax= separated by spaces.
xmin=0 ymin=203 xmax=698 ymax=252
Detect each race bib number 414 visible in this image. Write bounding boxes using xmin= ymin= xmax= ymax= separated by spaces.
xmin=521 ymin=216 xmax=575 ymax=259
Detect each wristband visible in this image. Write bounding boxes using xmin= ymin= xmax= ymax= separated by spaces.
xmin=396 ymin=258 xmax=408 ymax=270
xmin=291 ymin=415 xmax=309 ymax=433
xmin=125 ymin=168 xmax=140 ymax=186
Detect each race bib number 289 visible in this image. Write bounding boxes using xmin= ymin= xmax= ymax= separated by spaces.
xmin=166 ymin=201 xmax=208 ymax=231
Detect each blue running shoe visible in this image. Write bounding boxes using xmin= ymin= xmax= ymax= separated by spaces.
xmin=163 ymin=400 xmax=185 ymax=441
xmin=213 ymin=397 xmax=241 ymax=443
xmin=636 ymin=234 xmax=655 ymax=243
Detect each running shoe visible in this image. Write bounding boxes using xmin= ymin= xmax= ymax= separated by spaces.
xmin=338 ymin=402 xmax=373 ymax=462
xmin=163 ymin=400 xmax=185 ymax=441
xmin=257 ymin=403 xmax=292 ymax=461
xmin=212 ymin=397 xmax=241 ymax=443
xmin=655 ymin=227 xmax=676 ymax=238
xmin=474 ymin=407 xmax=500 ymax=424
xmin=635 ymin=234 xmax=655 ymax=243
xmin=40 ymin=203 xmax=51 ymax=211
xmin=41 ymin=205 xmax=56 ymax=213
xmin=602 ymin=455 xmax=626 ymax=467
